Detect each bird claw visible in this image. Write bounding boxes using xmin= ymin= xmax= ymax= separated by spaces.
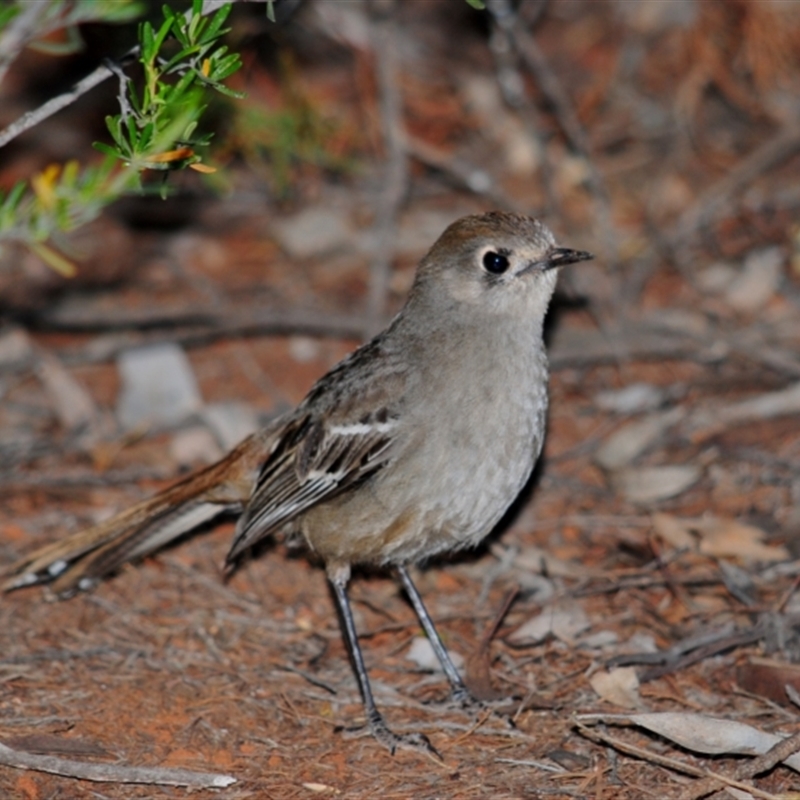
xmin=449 ymin=685 xmax=482 ymax=709
xmin=342 ymin=713 xmax=441 ymax=759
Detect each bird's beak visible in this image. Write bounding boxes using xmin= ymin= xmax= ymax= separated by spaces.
xmin=538 ymin=247 xmax=594 ymax=271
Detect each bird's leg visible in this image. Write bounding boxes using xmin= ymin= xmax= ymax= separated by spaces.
xmin=329 ymin=569 xmax=439 ymax=756
xmin=397 ymin=564 xmax=474 ymax=706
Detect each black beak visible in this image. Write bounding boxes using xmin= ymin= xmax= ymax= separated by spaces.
xmin=541 ymin=247 xmax=594 ymax=270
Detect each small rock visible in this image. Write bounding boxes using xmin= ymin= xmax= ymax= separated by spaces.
xmin=461 ymin=74 xmax=541 ymax=176
xmin=36 ymin=352 xmax=98 ymax=432
xmin=0 ymin=327 xmax=34 ymax=367
xmin=406 ymin=637 xmax=464 ymax=672
xmin=620 ymin=632 xmax=658 ymax=655
xmin=271 ymin=207 xmax=354 ymax=260
xmin=726 ymin=247 xmax=784 ymax=313
xmin=202 ymin=402 xmax=261 ymax=450
xmin=169 ymin=233 xmax=228 ymax=274
xmin=614 ymin=464 xmax=701 ymax=504
xmin=594 ymin=383 xmax=666 ymax=414
xmin=117 ymin=343 xmax=203 ymax=430
xmin=170 ymin=425 xmax=223 ymax=468
xmin=696 ymin=262 xmax=737 ymax=294
xmin=594 ymin=408 xmax=684 ymax=471
xmin=289 ymin=336 xmax=320 ymax=364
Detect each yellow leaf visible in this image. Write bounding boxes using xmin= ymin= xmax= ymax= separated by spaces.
xmin=30 ymin=242 xmax=77 ymax=278
xmin=202 ymin=58 xmax=211 ymax=77
xmin=31 ymin=163 xmax=61 ymax=209
xmin=188 ymin=162 xmax=216 ymax=173
xmin=145 ymin=147 xmax=195 ymax=164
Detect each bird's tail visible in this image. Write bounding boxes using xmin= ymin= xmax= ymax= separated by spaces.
xmin=2 ymin=428 xmax=275 ymax=598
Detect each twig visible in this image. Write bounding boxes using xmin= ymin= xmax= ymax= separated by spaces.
xmin=0 ymin=646 xmax=138 ymax=666
xmin=639 ymin=624 xmax=765 ymax=683
xmin=0 ymin=3 xmax=51 ymax=87
xmin=0 ymin=0 xmax=268 ymax=149
xmin=0 ymin=61 xmax=121 ymax=149
xmin=366 ymin=0 xmax=408 ymax=336
xmin=405 ymin=135 xmax=521 ymax=211
xmin=574 ymin=722 xmax=784 ymax=800
xmin=0 ymin=741 xmax=235 ymax=787
xmin=680 ymin=728 xmax=800 ymax=800
xmin=686 ymin=381 xmax=800 ymax=441
xmin=670 ymin=119 xmax=800 ymax=261
xmin=484 ymin=0 xmax=554 ymax=213
xmin=465 ymin=585 xmax=519 ymax=701
xmin=104 ymin=59 xmax=134 ymax=122
xmin=606 ymin=623 xmax=737 ymax=669
xmin=494 ymin=2 xmax=618 ymax=259
xmin=30 ymin=301 xmax=367 ymax=338
xmin=273 ymin=663 xmax=339 ymax=695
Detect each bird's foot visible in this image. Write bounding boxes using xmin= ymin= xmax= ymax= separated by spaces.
xmin=342 ymin=711 xmax=441 ymax=759
xmin=449 ymin=685 xmax=481 ymax=709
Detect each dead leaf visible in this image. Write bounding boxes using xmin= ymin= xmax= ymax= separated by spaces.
xmin=694 ymin=517 xmax=789 ymax=562
xmin=614 ymin=464 xmax=700 ymax=504
xmin=594 ymin=408 xmax=684 ymax=471
xmin=652 ymin=514 xmax=789 ymax=562
xmin=628 ymin=712 xmax=800 ymax=772
xmin=652 ymin=512 xmax=695 ymax=550
xmin=737 ymin=659 xmax=800 ymax=707
xmin=507 ymin=602 xmax=590 ymax=646
xmin=589 ymin=667 xmax=641 ymax=709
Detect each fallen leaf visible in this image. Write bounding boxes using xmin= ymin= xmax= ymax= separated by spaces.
xmin=628 ymin=712 xmax=800 ymax=772
xmin=508 ymin=602 xmax=590 ymax=645
xmin=589 ymin=667 xmax=641 ymax=709
xmin=652 ymin=512 xmax=695 ymax=550
xmin=614 ymin=465 xmax=700 ymax=504
xmin=694 ymin=517 xmax=789 ymax=562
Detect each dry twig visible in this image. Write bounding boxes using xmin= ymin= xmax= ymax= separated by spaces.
xmin=0 ymin=741 xmax=235 ymax=787
xmin=365 ymin=0 xmax=408 ymax=336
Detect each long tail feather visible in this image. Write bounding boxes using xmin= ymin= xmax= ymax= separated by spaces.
xmin=2 ymin=425 xmax=280 ymax=597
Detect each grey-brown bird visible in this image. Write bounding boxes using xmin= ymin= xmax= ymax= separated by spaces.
xmin=3 ymin=211 xmax=592 ymax=754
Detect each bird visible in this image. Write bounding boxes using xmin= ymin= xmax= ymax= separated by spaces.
xmin=3 ymin=211 xmax=592 ymax=755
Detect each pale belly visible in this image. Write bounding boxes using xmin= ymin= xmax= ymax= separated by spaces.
xmin=302 ymin=353 xmax=549 ymax=568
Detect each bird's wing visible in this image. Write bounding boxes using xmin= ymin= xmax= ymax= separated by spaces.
xmin=227 ymin=341 xmax=406 ymax=562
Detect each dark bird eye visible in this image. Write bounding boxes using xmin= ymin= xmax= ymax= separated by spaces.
xmin=482 ymin=251 xmax=510 ymax=274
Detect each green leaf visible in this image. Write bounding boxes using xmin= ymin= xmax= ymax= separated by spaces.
xmin=204 ymin=4 xmax=232 ymax=40
xmin=1 ymin=180 xmax=27 ymax=214
xmin=84 ymin=0 xmax=143 ymax=24
xmin=210 ymin=53 xmax=242 ymax=81
xmin=169 ymin=69 xmax=197 ymax=102
xmin=126 ymin=115 xmax=139 ymax=143
xmin=139 ymin=121 xmax=155 ymax=149
xmin=163 ymin=45 xmax=201 ymax=72
xmin=61 ymin=160 xmax=80 ymax=188
xmin=208 ymin=83 xmax=245 ymax=100
xmin=140 ymin=20 xmax=155 ymax=59
xmin=93 ymin=142 xmax=120 ymax=158
xmin=464 ymin=0 xmax=486 ymax=8
xmin=0 ymin=4 xmax=20 ymax=30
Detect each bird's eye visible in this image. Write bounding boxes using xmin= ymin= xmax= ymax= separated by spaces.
xmin=482 ymin=251 xmax=510 ymax=274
